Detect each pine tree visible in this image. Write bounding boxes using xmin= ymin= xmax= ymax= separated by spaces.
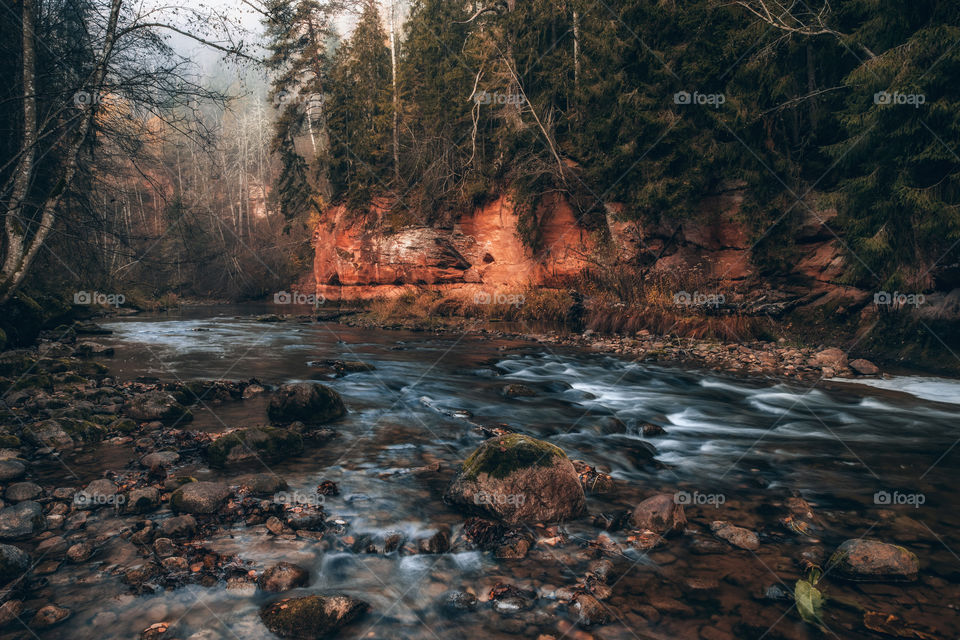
xmin=264 ymin=0 xmax=341 ymax=216
xmin=324 ymin=0 xmax=393 ymax=206
xmin=827 ymin=0 xmax=960 ymax=288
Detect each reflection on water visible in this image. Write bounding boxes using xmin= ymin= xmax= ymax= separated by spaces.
xmin=30 ymin=306 xmax=960 ymax=639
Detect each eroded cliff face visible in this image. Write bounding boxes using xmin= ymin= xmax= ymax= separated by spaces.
xmin=311 ymin=186 xmax=852 ymax=304
xmin=313 ymin=195 xmax=593 ymax=301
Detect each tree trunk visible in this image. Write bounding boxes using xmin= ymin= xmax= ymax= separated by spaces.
xmin=389 ymin=0 xmax=400 ymax=184
xmin=0 ymin=0 xmax=126 ymax=304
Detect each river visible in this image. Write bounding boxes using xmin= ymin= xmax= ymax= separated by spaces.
xmin=20 ymin=306 xmax=960 ymax=639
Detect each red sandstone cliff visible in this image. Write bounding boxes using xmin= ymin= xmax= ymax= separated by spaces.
xmin=311 ymin=185 xmax=857 ymax=306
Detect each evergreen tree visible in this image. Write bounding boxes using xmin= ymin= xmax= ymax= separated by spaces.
xmin=325 ymin=0 xmax=393 ymax=206
xmin=264 ymin=0 xmax=341 ymax=216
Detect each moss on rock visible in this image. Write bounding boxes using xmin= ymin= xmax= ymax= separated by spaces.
xmin=206 ymin=427 xmax=303 ymax=468
xmin=462 ymin=433 xmax=564 ymax=481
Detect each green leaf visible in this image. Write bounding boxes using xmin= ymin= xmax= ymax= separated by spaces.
xmin=795 ymin=577 xmax=826 ymax=627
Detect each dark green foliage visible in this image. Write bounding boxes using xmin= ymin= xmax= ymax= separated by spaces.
xmin=324 ymin=1 xmax=393 ymax=206
xmin=266 ymin=0 xmax=959 ymax=287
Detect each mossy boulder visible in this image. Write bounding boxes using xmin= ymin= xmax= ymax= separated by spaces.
xmin=59 ymin=419 xmax=107 ymax=443
xmin=0 ymin=352 xmax=35 ymax=377
xmin=206 ymin=427 xmax=303 ymax=468
xmin=828 ymin=539 xmax=919 ymax=582
xmin=268 ymin=383 xmax=345 ymax=425
xmin=259 ymin=595 xmax=368 ymax=639
xmin=123 ymin=391 xmax=192 ymax=424
xmin=0 ymin=435 xmax=20 ymax=449
xmin=108 ymin=418 xmax=138 ymax=433
xmin=444 ymin=434 xmax=586 ymax=525
xmin=22 ymin=420 xmax=73 ymax=450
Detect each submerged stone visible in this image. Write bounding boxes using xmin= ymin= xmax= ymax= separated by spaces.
xmin=259 ymin=594 xmax=368 ymax=639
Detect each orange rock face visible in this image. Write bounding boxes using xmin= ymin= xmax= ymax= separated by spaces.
xmin=311 ymin=186 xmax=849 ymax=302
xmin=313 ymin=196 xmax=593 ymax=301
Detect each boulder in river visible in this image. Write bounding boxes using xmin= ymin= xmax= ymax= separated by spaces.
xmin=849 ymin=358 xmax=881 ymax=376
xmin=0 ymin=501 xmax=44 ymax=540
xmin=630 ymin=494 xmax=686 ymax=537
xmin=259 ymin=594 xmax=368 ymax=639
xmin=206 ymin=427 xmax=303 ymax=468
xmin=5 ymin=482 xmax=41 ymax=503
xmin=0 ymin=543 xmax=30 ymax=584
xmin=140 ymin=451 xmax=180 ymax=470
xmin=711 ymin=521 xmax=759 ymax=551
xmin=0 ymin=460 xmax=26 ymax=482
xmin=22 ymin=420 xmax=73 ymax=450
xmin=169 ymin=481 xmax=231 ymax=514
xmin=123 ymin=391 xmax=193 ymax=423
xmin=258 ymin=562 xmax=310 ymax=592
xmin=827 ymin=539 xmax=918 ymax=582
xmin=444 ymin=434 xmax=586 ymax=525
xmin=268 ymin=383 xmax=346 ymax=425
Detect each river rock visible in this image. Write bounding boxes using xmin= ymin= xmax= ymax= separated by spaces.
xmin=35 ymin=536 xmax=67 ymax=557
xmin=0 ymin=460 xmax=26 ymax=482
xmin=66 ymin=542 xmax=93 ymax=563
xmin=205 ymin=427 xmax=303 ymax=468
xmin=573 ymin=593 xmax=612 ymax=626
xmin=630 ymin=494 xmax=686 ymax=537
xmin=0 ymin=502 xmax=44 ymax=540
xmin=75 ymin=478 xmax=119 ymax=509
xmin=22 ymin=420 xmax=73 ymax=450
xmin=158 ymin=515 xmax=197 ymax=537
xmin=124 ymin=487 xmax=161 ymax=514
xmin=827 ymin=539 xmax=918 ymax=581
xmin=237 ymin=473 xmax=288 ymax=496
xmin=5 ymin=482 xmax=41 ymax=502
xmin=259 ymin=595 xmax=368 ymax=639
xmin=711 ymin=521 xmax=759 ymax=551
xmin=641 ymin=422 xmax=666 ymax=436
xmin=0 ymin=543 xmax=30 ymax=584
xmin=31 ymin=604 xmax=70 ymax=627
xmin=849 ymin=358 xmax=881 ymax=376
xmin=811 ymin=347 xmax=847 ymax=370
xmin=501 ymin=383 xmax=537 ymax=398
xmin=0 ymin=600 xmax=22 ymax=627
xmin=140 ymin=451 xmax=180 ymax=470
xmin=258 ymin=562 xmax=310 ymax=592
xmin=123 ymin=391 xmax=192 ymax=423
xmin=268 ymin=383 xmax=346 ymax=426
xmin=170 ymin=481 xmax=230 ymax=514
xmin=444 ymin=434 xmax=586 ymax=525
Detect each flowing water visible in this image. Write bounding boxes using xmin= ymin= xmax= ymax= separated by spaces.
xmin=21 ymin=306 xmax=960 ymax=639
